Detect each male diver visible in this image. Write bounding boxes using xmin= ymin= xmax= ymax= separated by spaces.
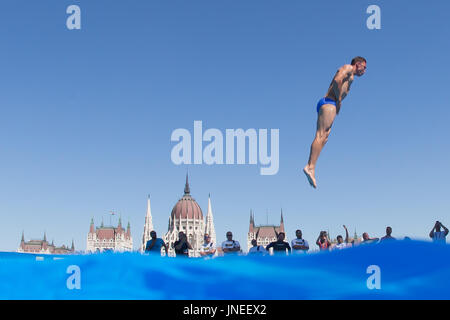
xmin=303 ymin=57 xmax=367 ymax=188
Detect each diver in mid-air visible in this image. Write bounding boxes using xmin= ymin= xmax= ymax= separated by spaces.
xmin=303 ymin=57 xmax=367 ymax=188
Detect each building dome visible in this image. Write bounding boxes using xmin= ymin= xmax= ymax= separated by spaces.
xmin=170 ymin=175 xmax=203 ymax=220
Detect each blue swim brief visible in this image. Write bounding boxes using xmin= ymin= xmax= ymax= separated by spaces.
xmin=316 ymin=97 xmax=336 ymax=113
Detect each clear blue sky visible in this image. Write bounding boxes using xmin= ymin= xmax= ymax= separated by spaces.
xmin=0 ymin=0 xmax=449 ymax=251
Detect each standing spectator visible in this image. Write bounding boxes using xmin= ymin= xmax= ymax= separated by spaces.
xmin=429 ymin=221 xmax=449 ymax=244
xmin=248 ymin=230 xmax=266 ymax=255
xmin=291 ymin=229 xmax=309 ymax=254
xmin=145 ymin=230 xmax=168 ymax=255
xmin=266 ymin=230 xmax=291 ymax=255
xmin=316 ymin=231 xmax=331 ymax=251
xmin=221 ymin=231 xmax=241 ymax=255
xmin=200 ymin=233 xmax=216 ymax=258
xmin=334 ymin=225 xmax=351 ymax=250
xmin=173 ymin=231 xmax=192 ymax=257
xmin=248 ymin=239 xmax=267 ymax=255
xmin=380 ymin=227 xmax=396 ymax=242
xmin=361 ymin=232 xmax=379 ymax=245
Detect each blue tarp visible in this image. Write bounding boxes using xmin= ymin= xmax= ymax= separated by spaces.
xmin=0 ymin=241 xmax=448 ymax=299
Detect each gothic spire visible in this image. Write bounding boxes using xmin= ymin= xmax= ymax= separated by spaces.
xmin=90 ymin=218 xmax=95 ymax=233
xmin=147 ymin=195 xmax=151 ymax=217
xmin=142 ymin=195 xmax=154 ymax=252
xmin=184 ymin=173 xmax=190 ymax=195
xmin=249 ymin=209 xmax=255 ymax=233
xmin=205 ymin=194 xmax=217 ymax=247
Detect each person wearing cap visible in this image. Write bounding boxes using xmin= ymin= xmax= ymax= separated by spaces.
xmin=200 ymin=233 xmax=216 ymax=257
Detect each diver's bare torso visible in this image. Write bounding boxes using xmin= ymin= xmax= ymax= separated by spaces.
xmin=325 ymin=65 xmax=354 ymax=114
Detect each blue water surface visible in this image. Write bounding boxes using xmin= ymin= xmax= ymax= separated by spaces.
xmin=0 ymin=241 xmax=448 ymax=300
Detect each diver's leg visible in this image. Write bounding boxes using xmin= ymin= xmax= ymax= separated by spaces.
xmin=303 ymin=104 xmax=336 ymax=188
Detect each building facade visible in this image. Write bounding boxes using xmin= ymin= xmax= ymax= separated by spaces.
xmin=247 ymin=210 xmax=287 ymax=253
xmin=86 ymin=217 xmax=133 ymax=253
xmin=17 ymin=232 xmax=75 ymax=255
xmin=164 ymin=175 xmax=216 ymax=257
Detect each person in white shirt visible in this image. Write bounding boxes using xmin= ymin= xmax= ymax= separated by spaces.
xmin=200 ymin=233 xmax=216 ymax=258
xmin=429 ymin=221 xmax=448 ymax=244
xmin=248 ymin=239 xmax=267 ymax=255
xmin=291 ymin=230 xmax=309 ymax=254
xmin=333 ymin=225 xmax=351 ymax=250
xmin=221 ymin=231 xmax=241 ymax=255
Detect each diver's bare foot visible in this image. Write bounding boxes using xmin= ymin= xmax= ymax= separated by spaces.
xmin=303 ymin=166 xmax=317 ymax=189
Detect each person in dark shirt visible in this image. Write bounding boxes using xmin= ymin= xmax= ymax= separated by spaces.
xmin=173 ymin=231 xmax=193 ymax=257
xmin=266 ymin=228 xmax=291 ymax=255
xmin=380 ymin=226 xmax=396 ymax=242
